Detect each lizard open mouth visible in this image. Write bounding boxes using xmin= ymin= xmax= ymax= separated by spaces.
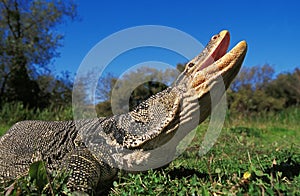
xmin=198 ymin=30 xmax=230 ymax=70
xmin=188 ymin=30 xmax=247 ymax=91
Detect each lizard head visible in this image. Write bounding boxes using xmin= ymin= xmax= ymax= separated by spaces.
xmin=175 ymin=30 xmax=247 ymax=124
xmin=176 ymin=30 xmax=246 ymax=96
xmin=123 ymin=30 xmax=247 ymax=150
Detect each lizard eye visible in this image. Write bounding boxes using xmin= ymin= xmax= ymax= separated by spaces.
xmin=212 ymin=35 xmax=218 ymax=40
xmin=188 ymin=63 xmax=194 ymax=67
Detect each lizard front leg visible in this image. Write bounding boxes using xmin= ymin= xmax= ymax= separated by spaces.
xmin=63 ymin=145 xmax=118 ymax=194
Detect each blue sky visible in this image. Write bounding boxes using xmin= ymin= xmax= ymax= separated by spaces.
xmin=54 ymin=0 xmax=300 ymax=77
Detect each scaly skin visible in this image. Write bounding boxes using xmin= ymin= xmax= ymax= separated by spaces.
xmin=0 ymin=30 xmax=247 ymax=194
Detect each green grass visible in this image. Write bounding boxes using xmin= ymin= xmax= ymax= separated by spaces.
xmin=0 ymin=105 xmax=299 ymax=195
xmin=111 ymin=107 xmax=300 ymax=195
xmin=0 ymin=102 xmax=73 ymax=136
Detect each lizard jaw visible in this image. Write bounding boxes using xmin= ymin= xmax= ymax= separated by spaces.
xmin=187 ymin=30 xmax=247 ymax=96
xmin=197 ymin=30 xmax=231 ymax=70
xmin=181 ymin=30 xmax=231 ymax=78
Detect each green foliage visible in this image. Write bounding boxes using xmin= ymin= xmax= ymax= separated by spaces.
xmin=110 ymin=107 xmax=300 ymax=195
xmin=95 ymin=67 xmax=177 ymax=116
xmin=266 ymin=68 xmax=300 ymax=107
xmin=0 ymin=102 xmax=72 ymax=136
xmin=1 ymin=161 xmax=72 ymax=195
xmin=228 ymin=64 xmax=286 ymax=115
xmin=0 ymin=102 xmax=35 ymax=125
xmin=111 ymin=149 xmax=300 ymax=195
xmin=29 ymin=161 xmax=49 ymax=190
xmin=129 ymin=80 xmax=168 ymax=110
xmin=111 ymin=170 xmax=204 ymax=195
xmin=231 ymin=64 xmax=275 ymax=91
xmin=228 ymin=86 xmax=285 ymax=115
xmin=96 ymin=101 xmax=113 ymax=117
xmin=96 ymin=64 xmax=300 ymax=118
xmin=0 ymin=0 xmax=77 ymax=108
xmin=229 ymin=65 xmax=300 ymax=116
xmin=0 ymin=107 xmax=299 ymax=195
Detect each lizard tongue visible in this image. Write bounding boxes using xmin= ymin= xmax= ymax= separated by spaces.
xmin=199 ymin=30 xmax=230 ymax=70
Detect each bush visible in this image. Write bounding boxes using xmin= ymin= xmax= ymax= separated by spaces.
xmin=0 ymin=102 xmax=73 ymax=135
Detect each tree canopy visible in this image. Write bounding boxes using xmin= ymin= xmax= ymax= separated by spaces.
xmin=95 ymin=66 xmax=179 ymax=117
xmin=95 ymin=63 xmax=300 ymax=117
xmin=0 ymin=1 xmax=297 ymax=116
xmin=0 ymin=0 xmax=77 ymax=108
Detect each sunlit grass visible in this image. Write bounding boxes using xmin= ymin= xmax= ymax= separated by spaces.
xmin=112 ymin=107 xmax=300 ymax=195
xmin=0 ymin=105 xmax=299 ymax=195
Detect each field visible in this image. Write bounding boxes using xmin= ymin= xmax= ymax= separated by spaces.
xmin=110 ymin=107 xmax=300 ymax=195
xmin=0 ymin=104 xmax=299 ymax=195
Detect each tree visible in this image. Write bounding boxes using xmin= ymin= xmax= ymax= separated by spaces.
xmin=0 ymin=0 xmax=77 ymax=107
xmin=230 ymin=64 xmax=275 ymax=92
xmin=95 ymin=67 xmax=179 ymax=117
xmin=176 ymin=63 xmax=185 ymax=72
xmin=266 ymin=68 xmax=300 ymax=107
xmin=228 ymin=64 xmax=285 ymax=115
